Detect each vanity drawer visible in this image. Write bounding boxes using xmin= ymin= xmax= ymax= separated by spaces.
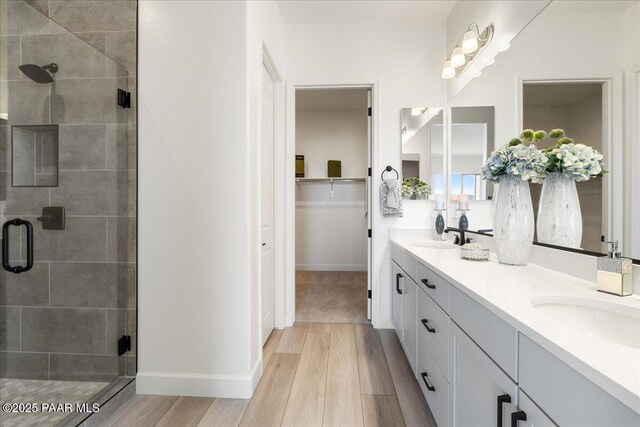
xmin=519 ymin=334 xmax=640 ymax=426
xmin=417 ymin=336 xmax=449 ymax=427
xmin=417 ymin=287 xmax=449 ymax=380
xmin=449 ymin=286 xmax=518 ymax=380
xmin=391 ymin=243 xmax=417 ymax=281
xmin=417 ymin=262 xmax=450 ymax=313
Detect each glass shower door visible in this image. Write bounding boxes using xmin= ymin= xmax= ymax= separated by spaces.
xmin=0 ymin=1 xmax=136 ymax=425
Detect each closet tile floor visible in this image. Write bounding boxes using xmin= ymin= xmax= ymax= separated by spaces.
xmin=295 ymin=271 xmax=369 ymax=323
xmin=101 ymin=324 xmax=436 ymax=426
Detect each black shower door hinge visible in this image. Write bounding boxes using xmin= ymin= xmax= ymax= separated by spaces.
xmin=117 ymin=88 xmax=131 ymax=109
xmin=368 ymin=290 xmax=372 ymax=299
xmin=368 ymin=107 xmax=372 ymax=116
xmin=368 ymin=167 xmax=371 ymax=177
xmin=117 ymin=335 xmax=132 ymax=356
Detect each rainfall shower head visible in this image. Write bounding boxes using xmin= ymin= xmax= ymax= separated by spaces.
xmin=18 ymin=63 xmax=58 ymax=83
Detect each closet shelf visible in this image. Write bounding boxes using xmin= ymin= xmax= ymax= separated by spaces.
xmin=295 ymin=177 xmax=366 ymax=182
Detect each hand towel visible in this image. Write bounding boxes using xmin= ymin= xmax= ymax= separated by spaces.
xmin=381 ymin=178 xmax=403 ymax=217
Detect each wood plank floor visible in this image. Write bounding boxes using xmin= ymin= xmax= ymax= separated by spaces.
xmin=102 ymin=323 xmax=435 ymax=426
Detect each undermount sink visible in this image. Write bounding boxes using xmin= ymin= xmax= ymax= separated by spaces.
xmin=532 ymin=296 xmax=640 ymax=349
xmin=412 ymin=241 xmax=457 ymax=250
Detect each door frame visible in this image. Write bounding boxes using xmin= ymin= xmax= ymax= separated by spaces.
xmin=260 ymin=47 xmax=286 ymax=339
xmin=283 ymin=82 xmax=379 ymax=327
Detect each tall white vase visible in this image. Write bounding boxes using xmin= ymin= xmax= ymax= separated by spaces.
xmin=493 ymin=175 xmax=535 ymax=266
xmin=537 ymin=172 xmax=582 ymax=249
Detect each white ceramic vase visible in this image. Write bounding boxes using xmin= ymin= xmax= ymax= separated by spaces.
xmin=493 ymin=175 xmax=535 ymax=266
xmin=536 ymin=172 xmax=582 ymax=249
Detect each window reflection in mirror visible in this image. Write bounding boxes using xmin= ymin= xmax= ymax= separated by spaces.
xmin=400 ymin=107 xmax=444 ymax=200
xmin=450 ymin=106 xmax=494 ymax=202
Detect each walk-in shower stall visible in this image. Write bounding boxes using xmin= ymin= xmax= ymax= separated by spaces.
xmin=0 ymin=1 xmax=137 ymax=424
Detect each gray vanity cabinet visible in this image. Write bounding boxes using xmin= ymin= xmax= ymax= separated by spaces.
xmin=449 ymin=321 xmax=518 ymax=427
xmin=391 ymin=261 xmax=404 ymax=340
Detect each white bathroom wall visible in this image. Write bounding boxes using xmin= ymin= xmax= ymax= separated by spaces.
xmin=138 ymin=0 xmax=287 ymax=398
xmin=286 ymin=20 xmax=447 ymax=328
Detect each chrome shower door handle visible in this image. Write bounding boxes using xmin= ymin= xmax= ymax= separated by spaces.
xmin=2 ymin=218 xmax=34 ymax=274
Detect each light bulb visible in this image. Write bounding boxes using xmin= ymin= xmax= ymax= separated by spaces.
xmin=461 ymin=30 xmax=479 ymax=54
xmin=442 ymin=60 xmax=455 ymax=79
xmin=451 ymin=46 xmax=466 ymax=68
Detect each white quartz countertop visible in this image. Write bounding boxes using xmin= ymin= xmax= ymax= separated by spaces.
xmin=390 ymin=235 xmax=640 ymax=415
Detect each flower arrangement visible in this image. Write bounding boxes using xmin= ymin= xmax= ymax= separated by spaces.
xmin=482 ymin=129 xmax=548 ymax=183
xmin=541 ymin=129 xmax=605 ymax=182
xmin=402 ymin=177 xmax=431 ymax=200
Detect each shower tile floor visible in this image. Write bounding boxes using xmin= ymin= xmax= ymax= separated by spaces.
xmin=0 ymin=378 xmax=108 ymax=427
xmin=295 ymin=271 xmax=369 ymax=323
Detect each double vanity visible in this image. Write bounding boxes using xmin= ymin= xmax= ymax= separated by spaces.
xmin=389 ymin=233 xmax=640 ymax=426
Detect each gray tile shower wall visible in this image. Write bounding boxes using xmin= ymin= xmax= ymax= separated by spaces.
xmin=0 ymin=0 xmax=137 ymax=381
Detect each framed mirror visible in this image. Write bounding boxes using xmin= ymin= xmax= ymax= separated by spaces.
xmin=445 ymin=0 xmax=640 ymax=261
xmin=400 ymin=107 xmax=444 ymax=200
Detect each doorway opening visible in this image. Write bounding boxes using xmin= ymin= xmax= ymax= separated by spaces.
xmin=293 ymin=88 xmax=372 ymax=324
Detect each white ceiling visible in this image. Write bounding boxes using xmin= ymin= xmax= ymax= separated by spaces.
xmin=296 ymin=88 xmax=369 ymax=111
xmin=547 ymin=0 xmax=637 ymax=14
xmin=277 ymin=1 xmax=457 ymax=25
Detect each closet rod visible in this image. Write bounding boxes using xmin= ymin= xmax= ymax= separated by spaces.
xmin=295 ymin=177 xmax=366 ymax=183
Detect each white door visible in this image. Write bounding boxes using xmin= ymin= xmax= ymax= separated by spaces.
xmin=366 ymin=89 xmax=372 ymax=320
xmin=261 ymin=64 xmax=275 ymax=345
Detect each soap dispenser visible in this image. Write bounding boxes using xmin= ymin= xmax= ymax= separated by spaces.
xmin=597 ymin=240 xmax=633 ymax=296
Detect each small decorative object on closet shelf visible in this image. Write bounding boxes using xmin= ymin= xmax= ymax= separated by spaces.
xmin=482 ymin=130 xmax=547 ymax=266
xmin=327 ymin=160 xmax=341 ymax=177
xmin=536 ymin=129 xmax=606 ymax=249
xmin=295 ymin=155 xmax=305 ymax=177
xmin=460 ymin=242 xmax=490 ymax=261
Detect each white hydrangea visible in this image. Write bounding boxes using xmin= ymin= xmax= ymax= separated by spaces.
xmin=549 ymin=143 xmax=604 ymax=182
xmin=482 ymin=144 xmax=547 ymax=183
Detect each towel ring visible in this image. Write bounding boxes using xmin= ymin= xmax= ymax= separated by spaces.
xmin=381 ymin=165 xmax=399 ymax=180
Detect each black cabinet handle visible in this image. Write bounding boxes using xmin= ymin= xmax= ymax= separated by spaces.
xmin=421 ymin=278 xmax=436 ymax=289
xmin=2 ymin=218 xmax=34 ymax=274
xmin=420 ymin=372 xmax=435 ymax=391
xmin=511 ymin=410 xmax=527 ymax=427
xmin=421 ymin=318 xmax=436 ymax=333
xmin=496 ymin=394 xmax=511 ymax=427
xmin=396 ymin=273 xmax=403 ymax=294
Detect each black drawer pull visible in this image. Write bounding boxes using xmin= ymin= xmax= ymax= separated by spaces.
xmin=420 ymin=372 xmax=435 ymax=391
xmin=421 ymin=278 xmax=436 ymax=289
xmin=511 ymin=410 xmax=527 ymax=427
xmin=496 ymin=394 xmax=511 ymax=427
xmin=420 ymin=318 xmax=435 ymax=333
xmin=396 ymin=273 xmax=403 ymax=294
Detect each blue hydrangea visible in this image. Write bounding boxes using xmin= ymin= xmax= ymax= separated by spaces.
xmin=482 ymin=143 xmax=547 ymax=183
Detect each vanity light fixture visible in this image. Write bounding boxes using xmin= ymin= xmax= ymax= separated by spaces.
xmin=442 ymin=59 xmax=455 ymax=79
xmin=442 ymin=23 xmax=494 ymax=79
xmin=451 ymin=45 xmax=466 ymax=67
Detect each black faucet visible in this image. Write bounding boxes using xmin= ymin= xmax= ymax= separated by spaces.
xmin=445 ymin=227 xmax=470 ymax=246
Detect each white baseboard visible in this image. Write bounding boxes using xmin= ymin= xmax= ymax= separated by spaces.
xmin=136 ymin=358 xmax=263 ymax=398
xmin=295 ymin=264 xmax=367 ymax=272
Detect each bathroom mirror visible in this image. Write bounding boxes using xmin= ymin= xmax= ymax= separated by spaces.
xmin=12 ymin=124 xmax=59 ymax=187
xmin=400 ymin=107 xmax=444 ymax=200
xmin=446 ymin=0 xmax=640 ymax=260
xmin=450 ymin=106 xmax=494 ymax=202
